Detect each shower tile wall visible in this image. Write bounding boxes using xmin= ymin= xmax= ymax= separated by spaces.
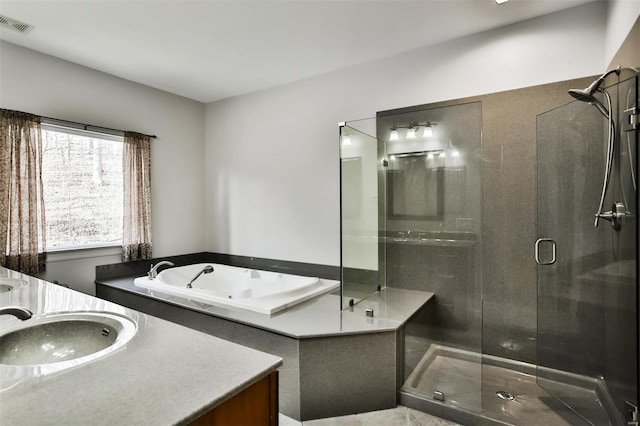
xmin=378 ymin=76 xmax=598 ymax=365
xmin=604 ymin=18 xmax=640 ymax=415
xmin=478 ymin=81 xmax=593 ymax=365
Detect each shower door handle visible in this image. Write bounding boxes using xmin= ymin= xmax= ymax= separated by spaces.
xmin=535 ymin=238 xmax=556 ymax=265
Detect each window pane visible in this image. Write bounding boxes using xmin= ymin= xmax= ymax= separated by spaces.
xmin=41 ymin=128 xmax=123 ymax=249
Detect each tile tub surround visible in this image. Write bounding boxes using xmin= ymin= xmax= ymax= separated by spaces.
xmin=0 ymin=266 xmax=282 ymax=426
xmin=95 ymin=254 xmax=434 ymax=421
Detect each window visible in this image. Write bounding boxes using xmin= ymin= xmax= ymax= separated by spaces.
xmin=41 ymin=124 xmax=123 ymax=250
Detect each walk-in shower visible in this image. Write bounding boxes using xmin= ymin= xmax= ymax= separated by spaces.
xmin=339 ymin=70 xmax=638 ymax=425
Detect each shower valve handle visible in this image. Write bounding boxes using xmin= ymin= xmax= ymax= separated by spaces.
xmin=595 ymin=202 xmax=625 ymax=231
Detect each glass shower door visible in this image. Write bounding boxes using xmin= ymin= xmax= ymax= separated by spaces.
xmin=536 ymin=76 xmax=638 ymax=425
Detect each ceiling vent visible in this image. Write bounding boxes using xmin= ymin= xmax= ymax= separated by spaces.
xmin=0 ymin=15 xmax=34 ymax=34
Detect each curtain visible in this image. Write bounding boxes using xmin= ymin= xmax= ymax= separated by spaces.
xmin=122 ymin=131 xmax=152 ymax=262
xmin=0 ymin=109 xmax=47 ymax=274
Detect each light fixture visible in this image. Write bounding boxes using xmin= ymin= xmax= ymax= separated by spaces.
xmin=388 ymin=120 xmax=436 ymax=141
xmin=427 ymin=152 xmax=434 ymax=160
xmin=389 ymin=127 xmax=399 ymax=141
xmin=494 ymin=0 xmax=510 ymax=4
xmin=439 ymin=151 xmax=446 ymax=159
xmin=342 ymin=135 xmax=352 ymax=146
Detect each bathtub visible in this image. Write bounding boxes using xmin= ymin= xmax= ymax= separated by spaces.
xmin=133 ymin=263 xmax=339 ymax=315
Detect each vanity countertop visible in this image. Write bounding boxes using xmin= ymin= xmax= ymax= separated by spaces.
xmin=0 ymin=266 xmax=282 ymax=426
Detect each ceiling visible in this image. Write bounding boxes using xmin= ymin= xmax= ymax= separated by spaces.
xmin=0 ymin=0 xmax=597 ymax=103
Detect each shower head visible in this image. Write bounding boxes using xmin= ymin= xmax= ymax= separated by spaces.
xmin=568 ymin=88 xmax=610 ymax=118
xmin=570 ymin=66 xmax=621 ymax=99
xmin=568 ymin=88 xmax=598 ymax=103
xmin=568 ymin=66 xmax=621 ymax=118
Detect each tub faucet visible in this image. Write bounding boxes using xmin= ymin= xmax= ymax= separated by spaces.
xmin=148 ymin=261 xmax=175 ymax=279
xmin=187 ymin=265 xmax=214 ymax=288
xmin=0 ymin=306 xmax=33 ymax=320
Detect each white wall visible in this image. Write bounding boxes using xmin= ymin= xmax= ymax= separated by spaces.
xmin=0 ymin=41 xmax=206 ymax=294
xmin=606 ymin=0 xmax=640 ymax=66
xmin=204 ymin=1 xmax=607 ymax=267
xmin=2 ymin=0 xmax=634 ymax=291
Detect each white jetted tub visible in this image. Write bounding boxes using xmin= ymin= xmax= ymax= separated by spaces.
xmin=133 ymin=263 xmax=339 ymax=315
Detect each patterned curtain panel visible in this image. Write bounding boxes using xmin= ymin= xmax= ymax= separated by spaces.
xmin=0 ymin=109 xmax=47 ymax=274
xmin=122 ymin=131 xmax=152 ymax=262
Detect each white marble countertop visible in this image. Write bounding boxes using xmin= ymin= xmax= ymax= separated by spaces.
xmin=0 ymin=267 xmax=282 ymax=426
xmin=98 ymin=275 xmax=434 ymax=339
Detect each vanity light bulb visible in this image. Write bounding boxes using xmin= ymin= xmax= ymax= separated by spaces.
xmin=407 ymin=127 xmax=417 ymax=139
xmin=423 ymin=126 xmax=433 ymax=138
xmin=451 ymin=149 xmax=460 ymax=158
xmin=439 ymin=151 xmax=446 ymax=159
xmin=427 ymin=153 xmax=434 ymax=160
xmin=389 ymin=129 xmax=399 ymax=141
xmin=342 ymin=135 xmax=352 ymax=146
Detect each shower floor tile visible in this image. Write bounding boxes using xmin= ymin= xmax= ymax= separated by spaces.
xmin=402 ymin=345 xmax=612 ymax=426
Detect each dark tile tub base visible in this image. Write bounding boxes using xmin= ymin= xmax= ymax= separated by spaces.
xmin=97 ymin=284 xmax=398 ymax=421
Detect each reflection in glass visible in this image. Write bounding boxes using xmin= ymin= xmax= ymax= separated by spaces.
xmin=387 ymin=151 xmax=444 ymax=220
xmin=389 ymin=103 xmax=482 ymax=415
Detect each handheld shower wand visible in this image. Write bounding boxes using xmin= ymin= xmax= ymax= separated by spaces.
xmin=187 ymin=265 xmax=214 ymax=288
xmin=568 ymin=66 xmax=622 ymax=229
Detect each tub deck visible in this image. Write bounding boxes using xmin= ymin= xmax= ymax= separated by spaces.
xmin=95 ymin=253 xmax=433 ymax=421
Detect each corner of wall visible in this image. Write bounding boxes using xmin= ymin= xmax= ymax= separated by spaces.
xmin=606 ymin=1 xmax=640 ymax=67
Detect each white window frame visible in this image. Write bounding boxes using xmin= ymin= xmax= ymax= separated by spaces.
xmin=41 ymin=121 xmax=124 ymax=254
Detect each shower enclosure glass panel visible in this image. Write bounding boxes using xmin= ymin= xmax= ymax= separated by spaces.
xmin=340 ymin=124 xmax=386 ymax=307
xmin=536 ymin=75 xmax=638 ymax=425
xmin=379 ymin=102 xmax=483 ymax=415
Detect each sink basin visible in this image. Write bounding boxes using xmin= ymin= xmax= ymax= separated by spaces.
xmin=0 ymin=311 xmax=136 ymax=366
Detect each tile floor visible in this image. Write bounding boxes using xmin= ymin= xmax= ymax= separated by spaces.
xmin=279 ymin=406 xmax=460 ymax=426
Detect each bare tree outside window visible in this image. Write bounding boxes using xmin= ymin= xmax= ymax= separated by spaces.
xmin=41 ymin=127 xmax=123 ymax=249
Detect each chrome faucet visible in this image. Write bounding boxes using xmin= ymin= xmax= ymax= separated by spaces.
xmin=0 ymin=306 xmax=33 ymax=320
xmin=187 ymin=265 xmax=214 ymax=288
xmin=148 ymin=261 xmax=175 ymax=279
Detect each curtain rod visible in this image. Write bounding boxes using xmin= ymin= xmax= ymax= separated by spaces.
xmin=40 ymin=115 xmax=157 ymax=139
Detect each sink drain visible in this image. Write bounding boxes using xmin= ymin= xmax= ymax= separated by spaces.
xmin=496 ymin=390 xmax=516 ymax=401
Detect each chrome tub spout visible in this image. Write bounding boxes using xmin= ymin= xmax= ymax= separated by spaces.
xmin=148 ymin=261 xmax=175 ymax=279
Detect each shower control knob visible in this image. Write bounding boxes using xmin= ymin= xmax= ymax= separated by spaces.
xmin=595 ymin=202 xmax=626 ymax=231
